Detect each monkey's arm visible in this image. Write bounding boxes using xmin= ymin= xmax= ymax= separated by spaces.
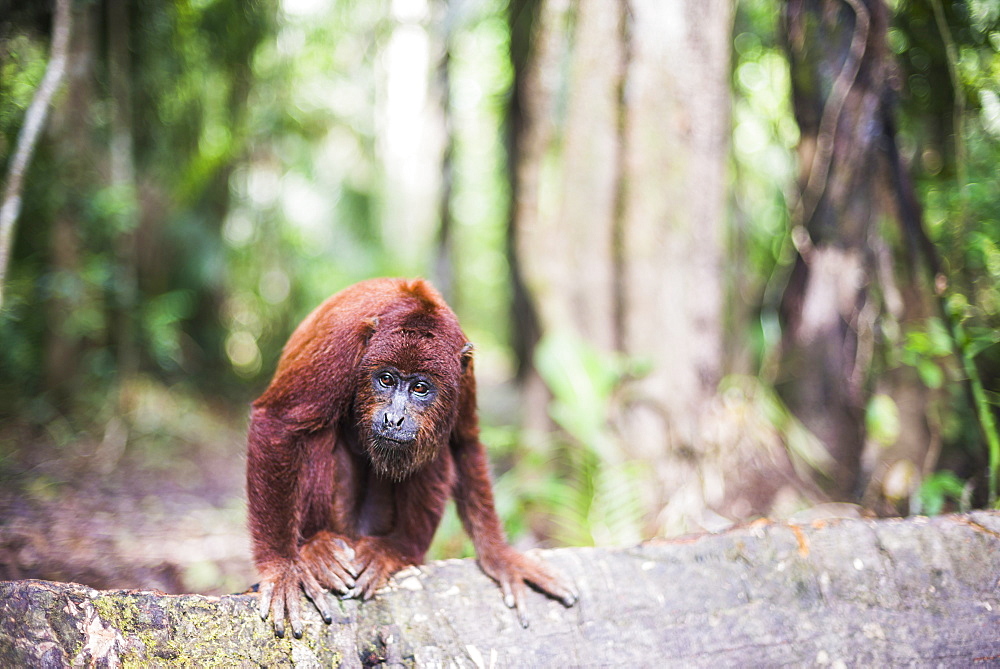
xmin=451 ymin=432 xmax=578 ymax=626
xmin=246 ymin=409 xmax=355 ymax=638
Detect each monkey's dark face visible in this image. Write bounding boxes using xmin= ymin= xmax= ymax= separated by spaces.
xmin=356 ymin=345 xmax=460 ymax=480
xmin=355 ymin=313 xmax=467 ymax=480
xmin=369 ymin=367 xmax=436 ymax=444
xmin=359 ymin=364 xmax=451 ymax=480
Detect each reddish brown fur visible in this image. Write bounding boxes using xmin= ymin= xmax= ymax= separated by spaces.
xmin=247 ymin=278 xmax=576 ymax=637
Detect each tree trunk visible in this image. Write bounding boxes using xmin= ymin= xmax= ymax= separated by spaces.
xmin=513 ymin=0 xmax=734 ymax=533
xmin=107 ymin=0 xmax=140 ymax=406
xmin=616 ymin=1 xmax=733 ymax=530
xmin=42 ymin=1 xmax=95 ymax=405
xmin=379 ymin=1 xmax=448 ymax=277
xmin=3 ymin=512 xmax=999 ymax=666
xmin=778 ymin=0 xmax=937 ymax=503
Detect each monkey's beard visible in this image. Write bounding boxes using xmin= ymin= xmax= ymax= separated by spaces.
xmin=363 ymin=433 xmax=438 ymax=482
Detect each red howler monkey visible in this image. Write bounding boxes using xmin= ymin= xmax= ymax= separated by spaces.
xmin=247 ymin=277 xmax=577 ymax=638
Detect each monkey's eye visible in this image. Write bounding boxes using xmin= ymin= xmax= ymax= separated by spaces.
xmin=411 ymin=381 xmax=430 ymax=396
xmin=378 ymin=372 xmax=396 ymax=388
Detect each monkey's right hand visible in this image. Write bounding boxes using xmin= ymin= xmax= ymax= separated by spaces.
xmin=257 ymin=558 xmax=327 ymax=639
xmin=258 ymin=535 xmax=357 ymax=639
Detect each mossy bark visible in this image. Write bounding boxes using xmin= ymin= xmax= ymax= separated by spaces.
xmin=3 ymin=512 xmax=999 ymax=666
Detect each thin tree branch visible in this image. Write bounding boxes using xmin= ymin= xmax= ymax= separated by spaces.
xmin=0 ymin=0 xmax=73 ymax=309
xmin=929 ymin=0 xmax=966 ymax=197
xmin=788 ymin=0 xmax=870 ymax=259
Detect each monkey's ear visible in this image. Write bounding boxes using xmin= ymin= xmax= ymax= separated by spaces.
xmin=460 ymin=342 xmax=474 ymax=372
xmin=361 ymin=317 xmax=380 ymax=343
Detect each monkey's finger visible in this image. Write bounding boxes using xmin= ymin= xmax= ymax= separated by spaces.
xmin=537 ymin=583 xmax=578 ymax=608
xmin=355 ymin=571 xmax=379 ymax=600
xmin=352 ymin=562 xmax=386 ymax=601
xmin=320 ymin=564 xmax=354 ymax=594
xmin=285 ymin=586 xmax=304 ymax=639
xmin=302 ymin=570 xmax=334 ymax=624
xmin=525 ymin=567 xmax=579 ymax=607
xmin=320 ymin=549 xmax=357 ymax=590
xmin=510 ymin=579 xmax=529 ymax=629
xmin=499 ymin=577 xmax=516 ymax=610
xmin=258 ymin=580 xmax=274 ymax=621
xmin=269 ymin=586 xmax=287 ymax=639
xmin=555 ymin=579 xmax=580 ymax=607
xmin=556 ymin=586 xmax=579 ymax=607
xmin=331 ymin=538 xmax=359 ymax=579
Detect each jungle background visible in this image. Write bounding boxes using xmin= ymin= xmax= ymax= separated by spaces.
xmin=1 ymin=0 xmax=998 ymax=598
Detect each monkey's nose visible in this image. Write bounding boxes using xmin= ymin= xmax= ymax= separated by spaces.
xmin=383 ymin=413 xmax=405 ymax=428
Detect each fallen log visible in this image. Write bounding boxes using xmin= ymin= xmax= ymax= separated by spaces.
xmin=2 ymin=511 xmax=999 ymax=667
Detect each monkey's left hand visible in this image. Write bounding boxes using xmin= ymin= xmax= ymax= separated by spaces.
xmin=347 ymin=537 xmax=412 ymax=600
xmin=478 ymin=545 xmax=578 ymax=627
xmin=299 ymin=531 xmax=360 ymax=595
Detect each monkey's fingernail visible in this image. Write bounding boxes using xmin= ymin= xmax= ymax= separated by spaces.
xmin=317 ymin=601 xmax=334 ymax=624
xmin=275 ymin=623 xmax=285 ymax=639
xmin=504 ymin=594 xmax=515 ymax=608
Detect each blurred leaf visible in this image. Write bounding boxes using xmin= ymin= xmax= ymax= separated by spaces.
xmin=916 ymin=359 xmax=945 ymax=389
xmin=966 ymin=327 xmax=1000 ymax=359
xmin=535 ymin=332 xmax=622 ymax=454
xmin=915 ymin=471 xmax=969 ymax=516
xmin=732 ymin=375 xmax=834 ymax=477
xmin=866 ymin=394 xmax=901 ymax=447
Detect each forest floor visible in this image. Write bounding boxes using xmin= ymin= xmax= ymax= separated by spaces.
xmin=0 ymin=381 xmax=256 ymax=596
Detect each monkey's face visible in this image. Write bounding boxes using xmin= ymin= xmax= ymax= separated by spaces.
xmin=355 ymin=321 xmax=466 ymax=479
xmin=369 ymin=367 xmax=435 ymax=444
xmin=358 ymin=364 xmax=452 ymax=480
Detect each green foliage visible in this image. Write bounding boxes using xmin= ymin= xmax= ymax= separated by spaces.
xmin=730 ymin=0 xmax=799 ymax=375
xmin=899 ymin=317 xmax=952 ymax=389
xmin=721 ymin=375 xmax=835 ymax=480
xmin=866 ymin=394 xmax=902 ymax=449
xmin=913 ymin=470 xmax=971 ymax=515
xmin=530 ymin=333 xmax=646 ymax=547
xmin=890 ymin=0 xmax=1000 ymax=505
xmin=1 ymin=0 xmax=281 ymax=421
xmin=733 ymin=0 xmax=1000 ymax=509
xmin=143 ymin=291 xmax=195 ymax=372
xmin=3 ymin=0 xmax=1000 ymax=552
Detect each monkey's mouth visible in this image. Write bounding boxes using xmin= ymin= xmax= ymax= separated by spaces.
xmin=367 ymin=436 xmax=423 ymax=481
xmin=372 ymin=435 xmax=415 ymax=447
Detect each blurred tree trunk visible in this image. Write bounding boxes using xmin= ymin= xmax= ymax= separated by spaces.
xmin=107 ymin=0 xmax=140 ymax=405
xmin=506 ymin=0 xmax=542 ymax=385
xmin=778 ymin=0 xmax=937 ymax=503
xmin=43 ymin=1 xmax=97 ymax=405
xmin=512 ymin=0 xmax=734 ymax=533
xmin=0 ymin=0 xmax=71 ymax=310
